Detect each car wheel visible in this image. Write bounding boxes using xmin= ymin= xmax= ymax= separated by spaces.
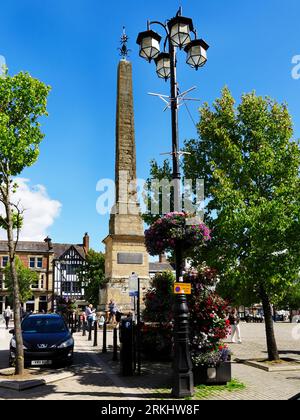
xmin=66 ymin=357 xmax=74 ymax=367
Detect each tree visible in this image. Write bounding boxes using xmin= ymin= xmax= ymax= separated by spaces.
xmin=5 ymin=257 xmax=38 ymax=304
xmin=143 ymin=159 xmax=173 ymax=226
xmin=77 ymin=250 xmax=106 ymax=307
xmin=276 ymin=280 xmax=300 ymax=314
xmin=0 ymin=70 xmax=50 ymax=374
xmin=183 ymin=88 xmax=300 ymax=360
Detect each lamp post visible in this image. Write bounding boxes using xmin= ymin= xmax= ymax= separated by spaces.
xmin=137 ymin=7 xmax=209 ymax=398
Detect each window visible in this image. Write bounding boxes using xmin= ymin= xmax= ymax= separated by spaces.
xmin=66 ymin=264 xmax=76 ymax=275
xmin=22 ymin=317 xmax=67 ymax=333
xmin=61 ymin=282 xmax=72 ymax=293
xmin=61 ymin=281 xmax=81 ymax=294
xmin=2 ymin=256 xmax=9 ymax=268
xmin=31 ymin=279 xmax=39 ymax=289
xmin=29 ymin=257 xmax=43 ymax=269
xmin=40 ymin=275 xmax=45 ymax=290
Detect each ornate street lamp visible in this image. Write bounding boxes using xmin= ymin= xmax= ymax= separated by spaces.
xmin=137 ymin=7 xmax=209 ymax=399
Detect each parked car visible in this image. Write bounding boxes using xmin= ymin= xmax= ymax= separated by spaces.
xmin=9 ymin=313 xmax=74 ymax=368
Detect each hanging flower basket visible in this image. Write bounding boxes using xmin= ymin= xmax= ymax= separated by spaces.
xmin=145 ymin=212 xmax=211 ymax=256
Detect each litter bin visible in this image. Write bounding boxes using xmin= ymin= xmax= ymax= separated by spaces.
xmin=119 ymin=317 xmax=135 ymax=376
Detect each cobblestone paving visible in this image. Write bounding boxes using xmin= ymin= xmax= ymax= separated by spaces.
xmin=0 ymin=322 xmax=300 ymax=400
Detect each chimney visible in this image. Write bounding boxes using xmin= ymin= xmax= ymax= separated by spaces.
xmin=83 ymin=233 xmax=90 ymax=254
xmin=159 ymin=253 xmax=167 ymax=264
xmin=44 ymin=236 xmax=53 ymax=251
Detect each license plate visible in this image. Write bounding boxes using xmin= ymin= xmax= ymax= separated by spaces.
xmin=31 ymin=360 xmax=52 ymax=366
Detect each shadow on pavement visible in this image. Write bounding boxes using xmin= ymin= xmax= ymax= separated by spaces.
xmin=278 ymin=350 xmax=300 ymax=356
xmin=0 ymin=350 xmax=9 ymax=369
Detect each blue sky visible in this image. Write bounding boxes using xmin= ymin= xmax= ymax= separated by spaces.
xmin=1 ymin=0 xmax=300 ymax=250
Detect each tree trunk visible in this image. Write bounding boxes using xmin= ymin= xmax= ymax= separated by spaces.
xmin=260 ymin=284 xmax=280 ymax=361
xmin=4 ymin=186 xmax=24 ymax=376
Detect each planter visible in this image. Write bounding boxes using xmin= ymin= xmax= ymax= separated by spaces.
xmin=193 ymin=361 xmax=232 ymax=386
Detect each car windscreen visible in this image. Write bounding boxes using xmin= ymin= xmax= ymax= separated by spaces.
xmin=22 ymin=317 xmax=67 ymax=334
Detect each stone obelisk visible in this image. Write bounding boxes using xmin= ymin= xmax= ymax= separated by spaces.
xmin=101 ymin=52 xmax=150 ymax=311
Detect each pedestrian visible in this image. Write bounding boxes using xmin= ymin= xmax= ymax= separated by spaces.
xmin=98 ymin=313 xmax=105 ymax=329
xmin=108 ymin=299 xmax=118 ymax=325
xmin=80 ymin=308 xmax=87 ymax=323
xmin=229 ymin=308 xmax=242 ymax=344
xmin=4 ymin=306 xmax=12 ymax=330
xmin=85 ymin=304 xmax=96 ymax=332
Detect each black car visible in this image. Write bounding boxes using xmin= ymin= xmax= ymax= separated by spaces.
xmin=9 ymin=313 xmax=74 ymax=368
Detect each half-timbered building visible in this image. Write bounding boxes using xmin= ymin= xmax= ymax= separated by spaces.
xmin=0 ymin=233 xmax=89 ymax=314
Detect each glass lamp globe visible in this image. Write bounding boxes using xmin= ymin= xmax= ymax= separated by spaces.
xmin=155 ymin=53 xmax=171 ymax=81
xmin=167 ymin=16 xmax=194 ymax=49
xmin=136 ymin=30 xmax=162 ymax=62
xmin=185 ymin=39 xmax=209 ymax=70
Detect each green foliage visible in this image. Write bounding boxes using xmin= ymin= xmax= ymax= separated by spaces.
xmin=183 ymin=87 xmax=300 ymax=306
xmin=276 ymin=280 xmax=300 ymax=310
xmin=4 ymin=257 xmax=38 ymax=303
xmin=143 ymin=159 xmax=173 ymax=226
xmin=154 ymin=379 xmax=246 ymax=400
xmin=191 ymin=379 xmax=246 ymax=400
xmin=0 ymin=212 xmax=23 ymax=230
xmin=0 ymin=71 xmax=50 ymax=178
xmin=77 ymin=250 xmax=106 ymax=307
xmin=143 ymin=271 xmax=175 ymax=323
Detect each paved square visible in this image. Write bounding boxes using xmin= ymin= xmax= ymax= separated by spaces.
xmin=0 ymin=321 xmax=299 ymax=400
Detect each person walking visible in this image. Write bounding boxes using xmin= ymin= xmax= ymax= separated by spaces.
xmin=229 ymin=308 xmax=242 ymax=344
xmin=4 ymin=306 xmax=12 ymax=330
xmin=108 ymin=300 xmax=118 ymax=325
xmin=85 ymin=304 xmax=96 ymax=333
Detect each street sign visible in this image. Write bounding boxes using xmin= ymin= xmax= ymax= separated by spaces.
xmin=129 ymin=273 xmax=139 ymax=297
xmin=174 ymin=283 xmax=192 ymax=295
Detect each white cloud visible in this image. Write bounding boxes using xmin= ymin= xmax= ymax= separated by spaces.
xmin=0 ymin=55 xmax=6 ymax=76
xmin=0 ymin=178 xmax=62 ymax=241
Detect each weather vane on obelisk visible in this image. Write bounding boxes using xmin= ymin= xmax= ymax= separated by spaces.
xmin=119 ymin=26 xmax=131 ymax=59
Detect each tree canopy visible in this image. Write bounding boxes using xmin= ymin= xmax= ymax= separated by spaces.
xmin=0 ymin=71 xmax=50 ymax=177
xmin=77 ymin=250 xmax=106 ymax=307
xmin=183 ymin=87 xmax=300 ymax=305
xmin=5 ymin=257 xmax=39 ymax=304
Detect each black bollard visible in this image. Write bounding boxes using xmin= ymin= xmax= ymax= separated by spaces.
xmin=93 ymin=320 xmax=98 ymax=347
xmin=88 ymin=320 xmax=92 ymax=341
xmin=82 ymin=320 xmax=87 ymax=337
xmin=102 ymin=321 xmax=107 ymax=353
xmin=112 ymin=327 xmax=118 ymax=361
